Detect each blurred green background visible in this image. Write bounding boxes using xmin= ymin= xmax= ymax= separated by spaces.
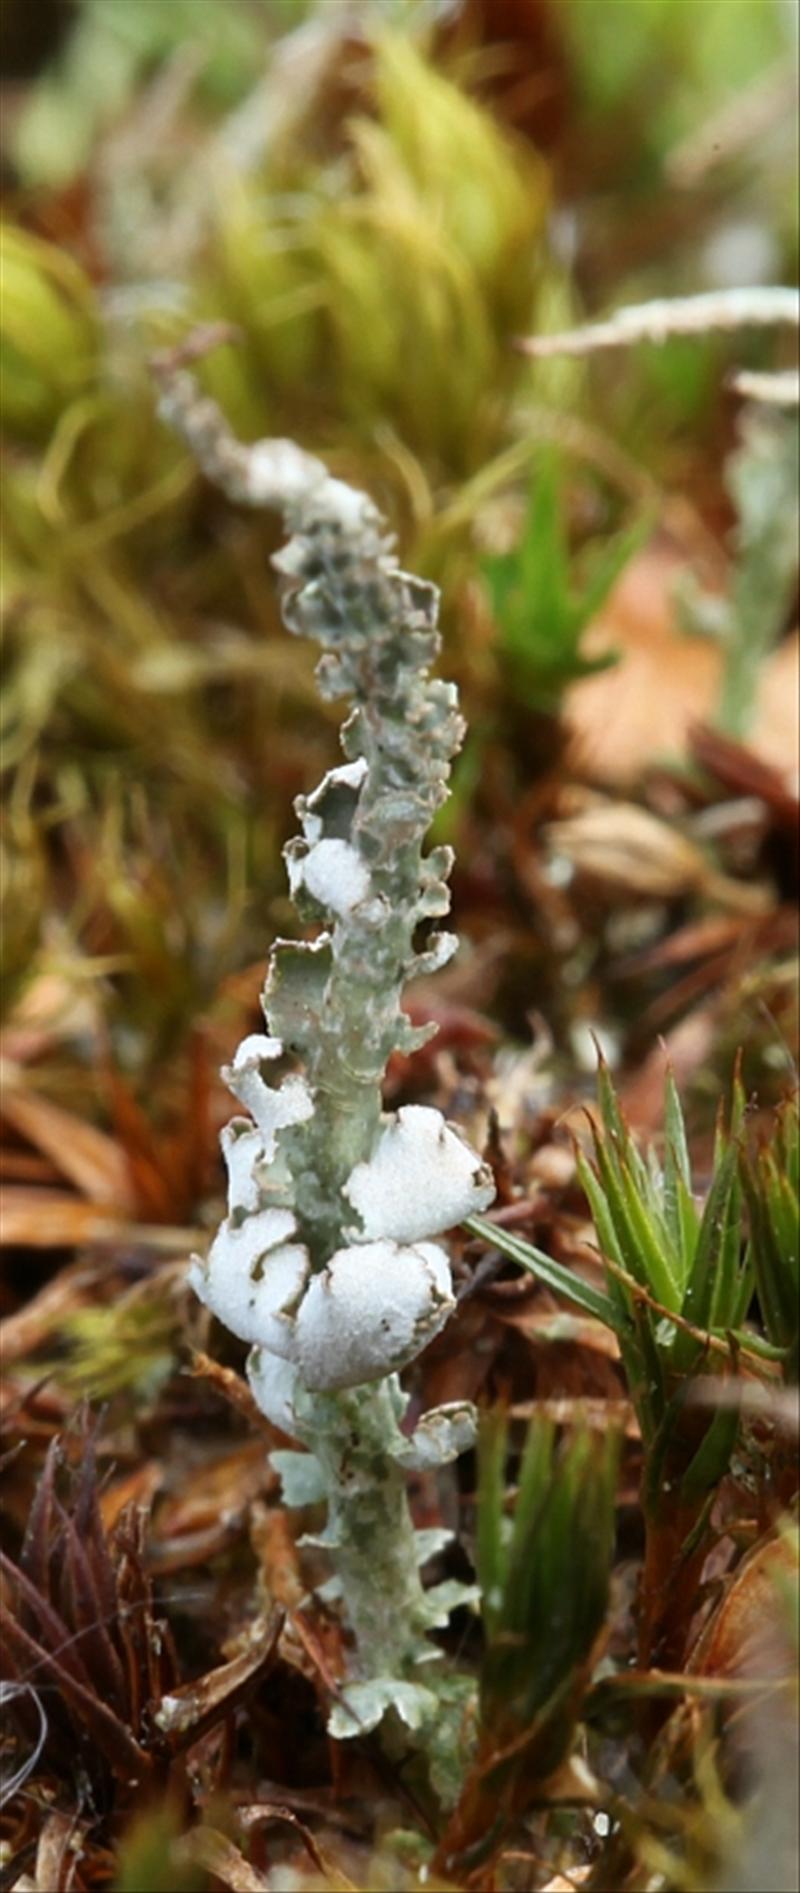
xmin=1 ymin=0 xmax=797 ymax=1166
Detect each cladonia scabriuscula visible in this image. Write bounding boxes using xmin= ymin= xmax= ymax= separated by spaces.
xmin=156 ymin=354 xmax=494 ymax=1768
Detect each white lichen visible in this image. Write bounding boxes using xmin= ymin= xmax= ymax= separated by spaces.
xmin=245 ymin=438 xmax=324 ymax=508
xmin=220 ymin=1120 xmax=266 ymax=1216
xmin=247 ymin=1346 xmax=300 ymax=1436
xmin=189 ymin=1209 xmax=308 ymax=1349
xmin=293 ymin=1238 xmax=454 ymax=1390
xmin=222 ymin=1035 xmax=314 ymax=1153
xmin=288 ymin=836 xmax=372 ymax=917
xmin=344 ymin=1105 xmax=495 ymax=1243
xmin=301 ymin=758 xmax=369 ymax=842
xmin=157 ymin=362 xmax=495 ymax=1741
xmin=393 ymin=1402 xmax=478 ymax=1470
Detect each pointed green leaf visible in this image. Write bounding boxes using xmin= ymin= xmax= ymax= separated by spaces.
xmin=664 ymin=1068 xmax=692 ymax=1268
xmin=563 ymin=511 xmax=651 ymax=644
xmin=595 ymin=1058 xmax=627 ymax=1146
xmin=677 ymin=1143 xmax=739 ymax=1349
xmin=476 ymin=1409 xmax=509 ymax=1637
xmin=591 ymin=1133 xmax=681 ymax=1310
xmin=464 ymin=1213 xmax=625 ymax=1333
xmin=679 ymin=1402 xmax=741 ymax=1504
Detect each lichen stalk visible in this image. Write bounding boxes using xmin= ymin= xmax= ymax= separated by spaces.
xmin=156 ymin=357 xmax=494 ymax=1749
xmin=307 ymin=1382 xmax=433 ymax=1679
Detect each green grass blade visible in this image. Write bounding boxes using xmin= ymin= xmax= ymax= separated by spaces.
xmin=730 ymin=1239 xmax=756 ymax=1329
xmin=677 ymin=1144 xmax=739 ymax=1346
xmin=664 ymin=1067 xmax=692 ymax=1271
xmin=709 ymin=1162 xmax=744 ymax=1330
xmin=591 ymin=1133 xmax=681 ymax=1311
xmin=503 ymin=1417 xmax=556 ymax=1635
xmin=595 ymin=1056 xmax=628 ymax=1146
xmin=564 ymin=510 xmax=651 ymax=642
xmin=476 ymin=1408 xmax=509 ymax=1638
xmin=679 ymin=1402 xmax=741 ymax=1504
xmin=463 ymin=1214 xmax=624 ymax=1333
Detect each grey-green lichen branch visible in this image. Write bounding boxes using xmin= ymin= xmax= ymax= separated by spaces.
xmin=155 ymin=356 xmax=494 ymax=1763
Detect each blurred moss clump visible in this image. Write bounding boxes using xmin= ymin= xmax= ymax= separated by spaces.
xmin=2 ymin=0 xmax=796 ymax=1172
xmin=1 ymin=225 xmax=98 ymax=435
xmin=194 ymin=30 xmax=547 ymax=477
xmin=1 ymin=16 xmax=552 ymax=1119
xmin=10 ymin=0 xmax=290 ymax=189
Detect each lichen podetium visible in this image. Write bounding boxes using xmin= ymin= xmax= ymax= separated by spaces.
xmin=156 ymin=352 xmax=494 ymax=1774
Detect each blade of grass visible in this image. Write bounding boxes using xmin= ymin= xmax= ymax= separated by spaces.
xmin=674 ymin=1144 xmax=739 ymax=1370
xmin=463 ymin=1215 xmax=625 ymax=1333
xmin=476 ymin=1409 xmax=509 ymax=1640
xmin=679 ymin=1403 xmax=741 ymax=1505
xmin=591 ymin=1132 xmax=681 ymax=1311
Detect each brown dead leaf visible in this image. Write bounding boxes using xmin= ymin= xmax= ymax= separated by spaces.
xmin=32 ymin=1811 xmax=86 ymax=1893
xmin=690 ymin=717 xmax=800 ymax=829
xmin=99 ymin=1461 xmax=164 ymax=1534
xmin=616 ymin=904 xmax=799 ymax=1038
xmin=422 ymin=1296 xmax=506 ymax=1407
xmin=0 ymin=970 xmax=102 ymax=1067
xmin=154 ymin=1610 xmax=282 ymax=1753
xmin=251 ymin=1499 xmax=306 ymax=1612
xmin=0 ymin=1147 xmax=59 ymax=1185
xmin=565 ymin=547 xmax=720 ymax=785
xmin=0 ymin=1085 xmax=132 ymax=1209
xmin=0 ymin=1187 xmax=196 ymax=1257
xmin=495 ymin=1305 xmax=621 ymax=1359
xmin=239 ymin=1803 xmax=356 ymax=1890
xmin=547 ymin=793 xmax=770 ymax=913
xmin=751 ymin=630 xmax=800 ymax=790
xmin=189 ymin=1350 xmax=271 ymax=1431
xmin=0 ymin=1260 xmax=102 ymax=1362
xmin=154 ymin=1439 xmax=275 ymax=1544
xmin=528 ymin=1143 xmax=577 ymax=1190
xmin=176 ymin=1827 xmax=269 ymax=1891
xmin=287 ymin=1608 xmax=347 ymax=1705
xmin=689 ymin=1376 xmax=799 ymax=1433
xmin=614 ymin=913 xmax=745 ymax=976
xmin=540 ymin=1871 xmax=592 ymax=1891
xmin=512 ymin=1396 xmax=638 ymax=1438
xmin=565 ymin=548 xmax=799 ymax=787
xmin=104 ymin=1070 xmax=182 ymax=1223
xmin=103 ymin=1032 xmax=216 ymax=1223
xmin=0 ymin=1187 xmax=124 ymax=1249
xmin=689 ymin=1532 xmax=799 ymax=1680
xmin=616 ymin=1012 xmax=717 ymax=1136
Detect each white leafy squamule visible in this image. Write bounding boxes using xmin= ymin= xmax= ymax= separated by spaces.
xmin=287 ymin=836 xmax=372 ymax=917
xmin=344 ymin=1104 xmax=495 ymax=1243
xmin=246 ymin=1347 xmax=301 ymax=1437
xmin=222 ymin=1035 xmax=314 ymax=1152
xmin=188 ymin=1209 xmax=308 ymax=1350
xmin=220 ymin=1121 xmax=266 ymax=1216
xmin=293 ymin=1238 xmax=454 ymax=1390
xmin=300 ymin=758 xmax=369 ymax=840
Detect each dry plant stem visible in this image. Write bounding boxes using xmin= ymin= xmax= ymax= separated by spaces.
xmin=638 ymin=1503 xmax=711 ymax=1674
xmin=518 ymin=285 xmax=800 ymax=357
xmin=156 ymin=352 xmax=493 ymax=1740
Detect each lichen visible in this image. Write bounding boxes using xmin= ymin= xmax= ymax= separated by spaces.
xmin=157 ymin=356 xmax=494 ymax=1764
xmin=344 ymin=1105 xmax=494 ymax=1244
